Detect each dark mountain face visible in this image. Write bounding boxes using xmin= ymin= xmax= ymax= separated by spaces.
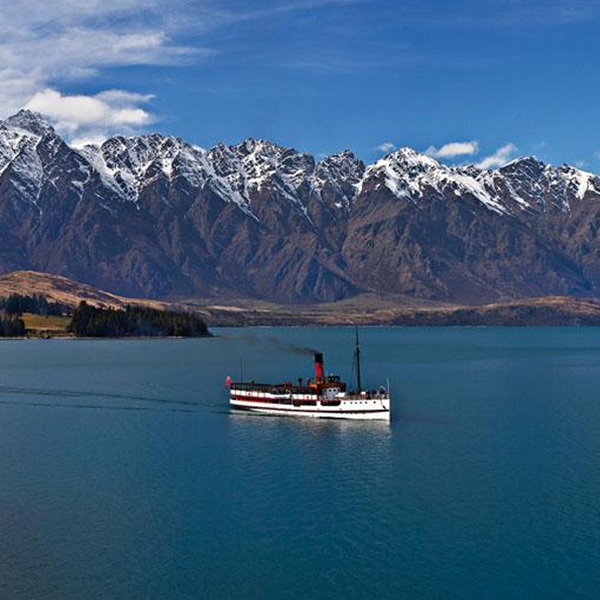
xmin=1 ymin=109 xmax=600 ymax=304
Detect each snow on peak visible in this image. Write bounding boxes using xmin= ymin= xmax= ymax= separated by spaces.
xmin=363 ymin=147 xmax=507 ymax=214
xmin=228 ymin=138 xmax=315 ymax=192
xmin=498 ymin=156 xmax=547 ymax=177
xmin=556 ymin=164 xmax=600 ymax=200
xmin=0 ymin=111 xmax=52 ymax=176
xmin=80 ymin=133 xmax=208 ymax=200
xmin=388 ymin=146 xmax=442 ymax=169
xmin=0 ymin=111 xmax=60 ymax=202
xmin=3 ymin=110 xmax=55 ymax=139
xmin=2 ymin=108 xmax=600 ymax=221
xmin=493 ymin=156 xmax=600 ymax=211
xmin=313 ymin=151 xmax=365 ymax=209
xmin=202 ymin=139 xmax=318 ymax=218
xmin=316 ymin=150 xmax=363 ymax=176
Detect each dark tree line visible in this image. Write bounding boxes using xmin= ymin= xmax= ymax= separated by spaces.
xmin=69 ymin=302 xmax=210 ymax=338
xmin=0 ymin=314 xmax=26 ymax=337
xmin=0 ymin=294 xmax=66 ymax=316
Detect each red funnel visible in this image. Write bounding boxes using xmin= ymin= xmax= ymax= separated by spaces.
xmin=314 ymin=353 xmax=324 ymax=381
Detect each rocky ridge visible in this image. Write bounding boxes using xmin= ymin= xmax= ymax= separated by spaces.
xmin=1 ymin=109 xmax=600 ymax=304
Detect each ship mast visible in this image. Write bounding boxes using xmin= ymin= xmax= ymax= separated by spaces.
xmin=354 ymin=325 xmax=362 ymax=392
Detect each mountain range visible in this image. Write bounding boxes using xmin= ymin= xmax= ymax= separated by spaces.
xmin=1 ymin=109 xmax=600 ymax=305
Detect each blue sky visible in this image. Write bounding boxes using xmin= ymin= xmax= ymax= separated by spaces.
xmin=1 ymin=0 xmax=599 ymax=169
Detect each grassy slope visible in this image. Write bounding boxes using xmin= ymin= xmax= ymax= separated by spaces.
xmin=21 ymin=313 xmax=72 ymax=334
xmin=0 ymin=271 xmax=168 ymax=311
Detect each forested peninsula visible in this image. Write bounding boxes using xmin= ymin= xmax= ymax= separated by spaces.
xmin=0 ymin=294 xmax=210 ymax=338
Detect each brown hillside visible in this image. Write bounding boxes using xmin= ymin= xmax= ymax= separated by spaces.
xmin=2 ymin=270 xmax=600 ymax=327
xmin=0 ymin=271 xmax=168 ymax=311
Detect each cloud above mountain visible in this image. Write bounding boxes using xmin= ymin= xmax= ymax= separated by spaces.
xmin=425 ymin=141 xmax=479 ymax=159
xmin=375 ymin=142 xmax=396 ymax=153
xmin=0 ymin=0 xmax=598 ymax=168
xmin=476 ymin=143 xmax=519 ymax=169
xmin=0 ymin=0 xmax=370 ymax=144
xmin=374 ymin=139 xmax=521 ymax=170
xmin=25 ymin=89 xmax=155 ymax=146
xmin=0 ymin=0 xmax=210 ymax=140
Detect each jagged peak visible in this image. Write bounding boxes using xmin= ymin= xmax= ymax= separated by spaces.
xmin=320 ymin=149 xmax=362 ymax=164
xmin=208 ymin=141 xmax=232 ymax=153
xmin=97 ymin=132 xmax=193 ymax=151
xmin=379 ymin=147 xmax=442 ymax=170
xmin=316 ymin=151 xmax=364 ymax=180
xmin=3 ymin=110 xmax=600 ymax=220
xmin=231 ymin=138 xmax=292 ymax=159
xmin=2 ymin=109 xmax=55 ymax=138
xmin=556 ymin=162 xmax=599 ymax=178
xmin=236 ymin=136 xmax=279 ymax=148
xmin=456 ymin=164 xmax=482 ymax=177
xmin=500 ymin=155 xmax=546 ymax=172
xmin=226 ymin=138 xmax=314 ymax=172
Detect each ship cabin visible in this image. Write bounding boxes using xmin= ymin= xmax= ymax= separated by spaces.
xmin=229 ymin=352 xmax=347 ymax=403
xmin=307 ymin=353 xmax=345 ymax=400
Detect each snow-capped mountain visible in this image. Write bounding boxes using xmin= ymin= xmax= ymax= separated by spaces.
xmin=492 ymin=157 xmax=600 ymax=213
xmin=1 ymin=109 xmax=600 ymax=303
xmin=360 ymin=148 xmax=508 ymax=214
xmin=80 ymin=134 xmax=208 ymax=201
xmin=359 ymin=148 xmax=600 ymax=216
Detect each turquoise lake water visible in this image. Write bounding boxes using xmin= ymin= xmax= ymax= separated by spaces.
xmin=1 ymin=327 xmax=600 ymax=599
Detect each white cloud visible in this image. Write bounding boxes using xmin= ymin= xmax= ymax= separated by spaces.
xmin=0 ymin=0 xmax=373 ymax=143
xmin=25 ymin=88 xmax=154 ymax=144
xmin=0 ymin=0 xmax=211 ymax=142
xmin=595 ymin=151 xmax=600 ymax=160
xmin=425 ymin=140 xmax=479 ymax=159
xmin=476 ymin=143 xmax=519 ymax=169
xmin=375 ymin=142 xmax=396 ymax=153
xmin=95 ymin=90 xmax=155 ymax=106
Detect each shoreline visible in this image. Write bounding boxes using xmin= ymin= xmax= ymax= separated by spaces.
xmin=0 ymin=321 xmax=599 ymax=341
xmin=3 ymin=271 xmax=600 ymax=329
xmin=0 ymin=334 xmax=214 ymax=341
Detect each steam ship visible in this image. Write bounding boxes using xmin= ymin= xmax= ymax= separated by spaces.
xmin=227 ymin=330 xmax=391 ymax=420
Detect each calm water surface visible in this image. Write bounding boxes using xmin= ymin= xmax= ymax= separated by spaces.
xmin=1 ymin=327 xmax=600 ymax=599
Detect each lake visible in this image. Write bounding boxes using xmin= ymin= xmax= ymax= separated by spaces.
xmin=1 ymin=327 xmax=600 ymax=599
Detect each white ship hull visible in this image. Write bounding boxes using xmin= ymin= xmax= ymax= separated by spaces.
xmin=230 ymin=391 xmax=391 ymax=421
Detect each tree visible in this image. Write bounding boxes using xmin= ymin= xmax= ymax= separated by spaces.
xmin=0 ymin=314 xmax=26 ymax=337
xmin=68 ymin=302 xmax=210 ymax=338
xmin=0 ymin=294 xmax=65 ymax=316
